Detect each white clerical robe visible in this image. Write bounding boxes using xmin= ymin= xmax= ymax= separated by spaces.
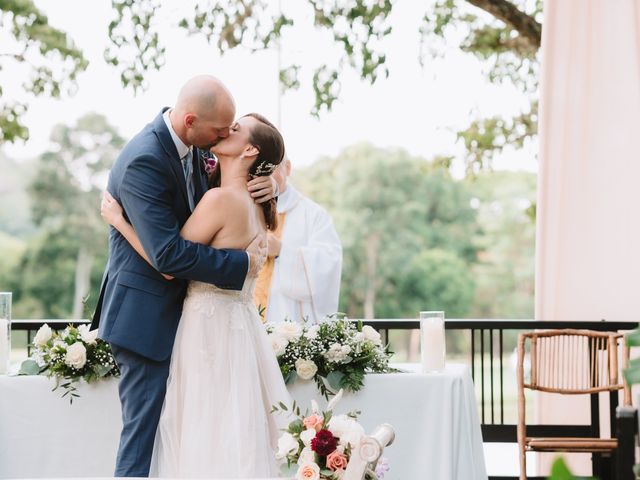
xmin=265 ymin=184 xmax=342 ymax=324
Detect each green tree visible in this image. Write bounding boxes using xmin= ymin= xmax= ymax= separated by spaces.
xmin=0 ymin=0 xmax=87 ymax=143
xmin=465 ymin=170 xmax=536 ymax=319
xmin=295 ymin=143 xmax=479 ymax=318
xmin=6 ymin=226 xmax=108 ymax=319
xmin=2 ymin=1 xmax=540 ymax=171
xmin=13 ymin=113 xmax=124 ymax=318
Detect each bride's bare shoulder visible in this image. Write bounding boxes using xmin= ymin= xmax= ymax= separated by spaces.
xmin=200 ymin=186 xmax=248 ymax=212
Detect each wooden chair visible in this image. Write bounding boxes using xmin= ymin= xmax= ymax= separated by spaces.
xmin=517 ymin=329 xmax=631 ymax=480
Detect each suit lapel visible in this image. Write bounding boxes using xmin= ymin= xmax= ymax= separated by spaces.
xmin=152 ymin=109 xmax=190 ymax=211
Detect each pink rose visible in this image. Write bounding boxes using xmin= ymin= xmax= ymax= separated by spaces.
xmin=303 ymin=413 xmax=324 ymax=432
xmin=296 ymin=462 xmax=320 ymax=480
xmin=326 ymin=450 xmax=348 ymax=471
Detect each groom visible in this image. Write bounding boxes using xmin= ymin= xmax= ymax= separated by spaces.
xmin=91 ymin=75 xmax=274 ymax=477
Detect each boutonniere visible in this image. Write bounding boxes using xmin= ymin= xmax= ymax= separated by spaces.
xmin=200 ymin=150 xmax=217 ymax=175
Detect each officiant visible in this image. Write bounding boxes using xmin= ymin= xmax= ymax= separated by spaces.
xmin=254 ymin=155 xmax=342 ymax=324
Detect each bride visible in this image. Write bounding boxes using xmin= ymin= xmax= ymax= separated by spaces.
xmin=101 ymin=113 xmax=291 ymax=477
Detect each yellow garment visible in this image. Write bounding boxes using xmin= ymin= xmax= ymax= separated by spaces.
xmin=254 ymin=213 xmax=286 ymax=321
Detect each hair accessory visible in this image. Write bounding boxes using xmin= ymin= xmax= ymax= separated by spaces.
xmin=252 ymin=160 xmax=278 ymax=177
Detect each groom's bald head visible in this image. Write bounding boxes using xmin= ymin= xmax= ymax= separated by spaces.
xmin=175 ymin=75 xmax=235 ymax=117
xmin=171 ymin=75 xmax=236 ymax=149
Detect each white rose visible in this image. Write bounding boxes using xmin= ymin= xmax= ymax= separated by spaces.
xmin=297 ymin=447 xmax=316 ymax=466
xmin=296 ymin=462 xmax=320 ymax=480
xmin=353 ymin=332 xmax=365 ymax=343
xmin=304 ymin=324 xmax=320 ymax=340
xmin=78 ymin=324 xmax=98 ymax=345
xmin=328 ymin=414 xmax=365 ymax=448
xmin=64 ymin=342 xmax=87 ymax=369
xmin=34 ymin=324 xmax=53 ymax=346
xmin=270 ymin=334 xmax=288 ymax=357
xmin=275 ymin=322 xmax=303 ymax=342
xmin=324 ymin=343 xmax=351 ymax=363
xmin=295 ymin=358 xmax=318 ymax=380
xmin=362 ymin=325 xmax=382 ymax=345
xmin=276 ymin=432 xmax=299 ymax=459
xmin=300 ymin=428 xmax=317 ymax=447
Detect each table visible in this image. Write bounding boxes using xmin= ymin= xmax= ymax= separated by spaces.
xmin=0 ymin=364 xmax=487 ymax=480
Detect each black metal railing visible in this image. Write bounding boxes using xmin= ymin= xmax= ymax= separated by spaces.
xmin=11 ymin=318 xmax=639 ymax=479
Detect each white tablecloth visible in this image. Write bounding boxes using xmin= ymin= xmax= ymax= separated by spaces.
xmin=0 ymin=364 xmax=486 ymax=480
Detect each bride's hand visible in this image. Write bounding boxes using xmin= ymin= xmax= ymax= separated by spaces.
xmin=101 ymin=191 xmax=125 ymax=227
xmin=248 ymin=175 xmax=277 ymax=204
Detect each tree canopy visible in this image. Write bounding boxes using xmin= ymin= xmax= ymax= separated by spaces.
xmin=1 ymin=0 xmax=541 ymax=171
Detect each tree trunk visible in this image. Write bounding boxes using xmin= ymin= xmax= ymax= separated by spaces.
xmin=72 ymin=245 xmax=93 ymax=319
xmin=363 ymin=234 xmax=380 ymax=319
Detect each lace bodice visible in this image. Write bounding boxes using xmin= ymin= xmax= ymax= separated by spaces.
xmin=185 ymin=278 xmax=256 ymax=304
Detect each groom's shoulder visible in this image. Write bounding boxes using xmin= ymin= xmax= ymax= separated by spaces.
xmin=115 ymin=118 xmax=166 ymax=166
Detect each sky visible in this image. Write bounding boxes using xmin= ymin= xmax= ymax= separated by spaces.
xmin=2 ymin=0 xmax=538 ymax=175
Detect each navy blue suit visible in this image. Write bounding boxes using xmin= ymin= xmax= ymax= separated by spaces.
xmin=92 ymin=109 xmax=247 ymax=476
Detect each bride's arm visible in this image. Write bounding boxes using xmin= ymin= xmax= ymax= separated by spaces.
xmin=179 ymin=188 xmax=228 ymax=244
xmin=101 ymin=191 xmax=174 ymax=280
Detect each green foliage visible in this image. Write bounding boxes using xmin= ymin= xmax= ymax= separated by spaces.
xmin=548 ymin=457 xmax=576 ymax=480
xmin=624 ymin=328 xmax=640 ymax=385
xmin=19 ymin=324 xmax=120 ymax=403
xmin=296 ymin=143 xmax=479 ymax=318
xmin=465 ymin=170 xmax=536 ymax=320
xmin=2 ymin=114 xmax=123 ymax=318
xmin=2 ymin=0 xmax=541 ymax=171
xmin=0 ymin=153 xmax=34 ymax=236
xmin=0 ymin=0 xmax=88 ymax=142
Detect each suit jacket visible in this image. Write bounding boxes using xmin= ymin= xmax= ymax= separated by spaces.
xmin=91 ymin=108 xmax=247 ymax=361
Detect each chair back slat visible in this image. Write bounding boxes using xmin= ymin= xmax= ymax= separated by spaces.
xmin=520 ymin=329 xmax=625 ymax=394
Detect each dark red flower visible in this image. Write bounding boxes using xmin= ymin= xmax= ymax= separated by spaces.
xmin=311 ymin=429 xmax=338 ymax=456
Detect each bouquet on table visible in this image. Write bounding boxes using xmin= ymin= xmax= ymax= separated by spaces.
xmin=19 ymin=324 xmax=119 ymax=403
xmin=265 ymin=315 xmax=394 ymax=398
xmin=273 ymin=390 xmax=390 ymax=480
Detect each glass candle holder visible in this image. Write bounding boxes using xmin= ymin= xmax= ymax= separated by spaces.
xmin=0 ymin=292 xmax=12 ymax=375
xmin=419 ymin=310 xmax=445 ymax=373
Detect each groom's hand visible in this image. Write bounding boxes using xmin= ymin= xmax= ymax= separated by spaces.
xmin=248 ymin=175 xmax=278 ymax=204
xmin=246 ymin=234 xmax=267 ymax=277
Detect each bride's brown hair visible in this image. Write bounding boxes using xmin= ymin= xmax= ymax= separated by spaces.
xmin=207 ymin=113 xmax=285 ymax=230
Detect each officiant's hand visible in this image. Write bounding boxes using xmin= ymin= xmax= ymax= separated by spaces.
xmin=248 ymin=175 xmax=278 ymax=204
xmin=246 ymin=234 xmax=267 ymax=277
xmin=267 ymin=232 xmax=281 ymax=258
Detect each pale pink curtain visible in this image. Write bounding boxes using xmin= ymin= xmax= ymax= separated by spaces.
xmin=536 ymin=0 xmax=640 ymax=322
xmin=535 ymin=0 xmax=640 ymax=475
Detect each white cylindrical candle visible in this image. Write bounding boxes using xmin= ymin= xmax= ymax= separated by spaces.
xmin=0 ymin=317 xmax=8 ymax=375
xmin=420 ymin=313 xmax=445 ymax=373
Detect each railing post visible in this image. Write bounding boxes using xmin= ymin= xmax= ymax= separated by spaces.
xmin=616 ymin=405 xmax=637 ymax=480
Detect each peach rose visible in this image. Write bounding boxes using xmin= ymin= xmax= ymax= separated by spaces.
xmin=303 ymin=413 xmax=324 ymax=432
xmin=326 ymin=450 xmax=348 ymax=471
xmin=296 ymin=462 xmax=320 ymax=480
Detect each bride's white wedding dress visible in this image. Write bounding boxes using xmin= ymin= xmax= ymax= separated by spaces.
xmin=149 ymin=278 xmax=291 ymax=478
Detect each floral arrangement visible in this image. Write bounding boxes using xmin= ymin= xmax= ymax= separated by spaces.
xmin=19 ymin=323 xmax=120 ymax=403
xmin=200 ymin=149 xmax=217 ymax=175
xmin=265 ymin=316 xmax=394 ymax=398
xmin=272 ymin=390 xmax=390 ymax=480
